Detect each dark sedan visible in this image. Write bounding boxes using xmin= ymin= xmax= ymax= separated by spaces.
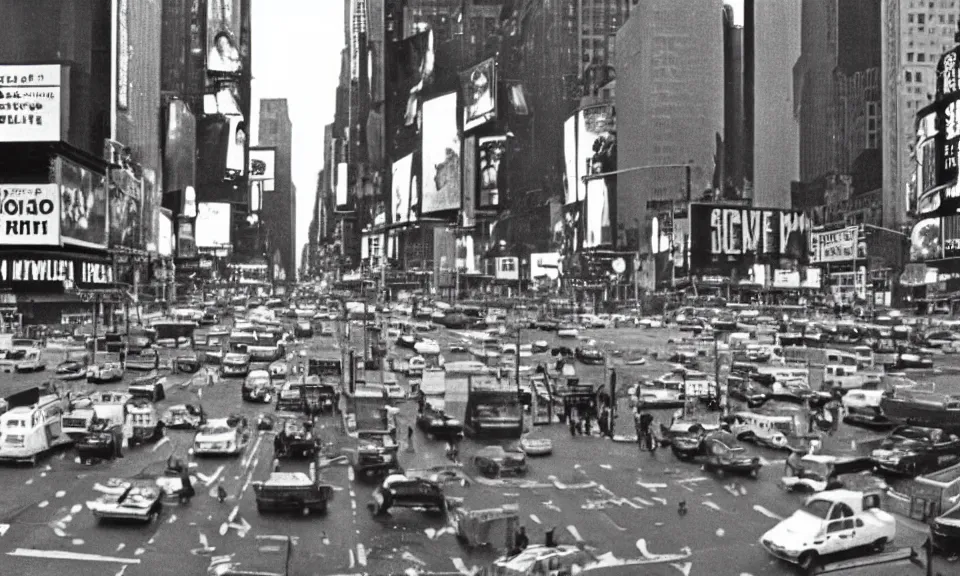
xmin=871 ymin=425 xmax=960 ymax=476
xmin=416 ymin=405 xmax=463 ymax=441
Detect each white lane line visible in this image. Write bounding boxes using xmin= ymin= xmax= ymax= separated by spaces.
xmin=529 ymin=514 xmax=541 ymax=524
xmin=134 ymin=548 xmax=145 ymax=556
xmin=116 ymin=543 xmax=125 ymax=552
xmin=203 ymin=466 xmax=225 ymax=487
xmin=55 ymin=491 xmax=66 ymax=498
xmin=0 ymin=524 xmax=9 ymax=537
xmin=348 ymin=549 xmax=355 ymax=568
xmin=753 ymin=505 xmax=783 ymax=520
xmin=241 ymin=435 xmax=263 ymax=470
xmin=566 ymin=525 xmax=583 ymax=542
xmin=152 ymin=437 xmax=170 ymax=452
xmin=25 ymin=479 xmax=33 ymax=485
xmin=356 ymin=543 xmax=367 ymax=566
xmin=114 ymin=565 xmax=128 ymax=576
xmin=167 ymin=514 xmax=177 ymax=524
xmin=702 ymin=501 xmax=723 ymax=512
xmin=671 ymin=561 xmax=693 ymax=576
xmin=347 ymin=466 xmax=355 ymax=482
xmin=37 ymin=501 xmax=49 ymax=508
xmin=71 ymin=539 xmax=84 ymax=546
xmin=634 ymin=497 xmax=654 ymax=506
xmin=6 ymin=549 xmax=141 ymax=564
xmin=350 ymin=500 xmax=356 ymax=510
xmin=652 ymin=497 xmax=668 ymax=505
xmin=70 ymin=504 xmax=82 ymax=514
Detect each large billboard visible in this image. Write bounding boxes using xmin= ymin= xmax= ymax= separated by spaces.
xmin=141 ymin=169 xmax=159 ymax=253
xmin=163 ymin=99 xmax=197 ymax=193
xmin=206 ymin=0 xmax=242 ymax=75
xmin=0 ymin=64 xmax=63 ymax=142
xmin=563 ymin=116 xmax=577 ymax=204
xmin=809 ymin=226 xmax=859 ymax=264
xmin=158 ymin=210 xmax=173 ymax=257
xmin=58 ymin=158 xmax=108 ymax=250
xmin=583 ymin=178 xmax=611 ymax=248
xmin=576 ymin=104 xmax=615 ymax=205
xmin=530 ymin=252 xmax=561 ymax=280
xmin=689 ymin=204 xmax=811 ymax=273
xmin=249 ymin=147 xmax=276 ymax=191
xmin=421 ymin=92 xmax=460 ymax=213
xmin=478 ymin=136 xmax=505 ymax=208
xmin=391 ymin=30 xmax=435 ymax=155
xmin=0 ymin=185 xmax=60 ymax=246
xmin=495 ymin=257 xmax=519 ymax=281
xmin=391 ymin=153 xmax=417 ymax=224
xmin=463 ymin=58 xmax=496 ymax=132
xmin=911 ymin=217 xmax=942 ymax=262
xmin=0 ymin=252 xmax=114 ymax=291
xmin=914 ymin=111 xmax=938 ymax=215
xmin=225 ymin=115 xmax=246 ymax=178
xmin=196 ymin=115 xmax=231 ymax=185
xmin=108 ymin=167 xmax=143 ymax=249
xmin=336 ymin=162 xmax=348 ymax=207
xmin=433 ymin=227 xmax=456 ymax=288
xmin=195 ymin=202 xmax=231 ymax=248
xmin=462 ymin=136 xmax=477 ymax=224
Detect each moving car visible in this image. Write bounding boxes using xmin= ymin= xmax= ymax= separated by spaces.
xmin=871 ymin=425 xmax=960 ymax=476
xmin=384 ymin=383 xmax=407 ymax=401
xmin=842 ymin=389 xmax=893 ymax=430
xmin=242 ymin=370 xmax=275 ymax=403
xmin=473 ymin=445 xmax=528 ymax=478
xmin=371 ymin=474 xmax=446 ymax=516
xmin=221 ymin=352 xmax=252 ymax=378
xmin=416 ymin=403 xmax=463 ymax=441
xmin=671 ymin=430 xmax=762 ymax=478
xmin=89 ymin=480 xmax=162 ymax=524
xmin=253 ymin=471 xmax=334 ymax=515
xmin=781 ymin=454 xmax=876 ymax=493
xmin=574 ymin=347 xmax=604 ymax=366
xmin=268 ymin=360 xmax=288 ymax=381
xmin=125 ymin=348 xmax=160 ymax=372
xmin=76 ymin=420 xmax=122 ymax=464
xmin=127 ymin=401 xmax=165 ymax=445
xmin=351 ymin=430 xmax=401 ymax=477
xmin=55 ymin=349 xmax=89 ymax=380
xmin=193 ymin=416 xmax=251 ymax=457
xmin=275 ymin=417 xmax=319 ymax=459
xmin=161 ymin=404 xmax=206 ymax=430
xmin=760 ymin=489 xmax=896 ymax=572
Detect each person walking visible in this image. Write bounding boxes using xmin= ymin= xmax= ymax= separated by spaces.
xmin=512 ymin=526 xmax=529 ymax=555
xmin=637 ymin=410 xmax=655 ymax=452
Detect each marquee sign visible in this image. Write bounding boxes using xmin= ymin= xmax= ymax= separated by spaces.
xmin=0 ymin=253 xmax=114 ymax=290
xmin=688 ymin=204 xmax=811 ymax=273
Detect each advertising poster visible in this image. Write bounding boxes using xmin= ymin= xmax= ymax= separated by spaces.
xmin=391 ymin=153 xmax=416 ymax=224
xmin=177 ymin=220 xmax=197 ymax=259
xmin=584 ymin=178 xmax=611 ymax=248
xmin=59 ymin=158 xmax=108 ymax=249
xmin=456 ymin=235 xmax=477 ymax=274
xmin=944 ymin=215 xmax=960 ymax=259
xmin=158 ymin=211 xmax=173 ymax=257
xmin=336 ymin=162 xmax=349 ymax=207
xmin=196 ymin=115 xmax=230 ymax=185
xmin=576 ymin=104 xmax=615 ymax=205
xmin=810 ymin=226 xmax=858 ymax=264
xmin=390 ymin=29 xmax=435 ymax=155
xmin=563 ymin=116 xmax=577 ymax=204
xmin=163 ymin=100 xmax=197 ymax=193
xmin=0 ymin=64 xmax=62 ymax=142
xmin=109 ymin=168 xmax=142 ymax=249
xmin=689 ymin=204 xmax=811 ymax=273
xmin=910 ymin=217 xmax=941 ymax=261
xmin=225 ymin=115 xmax=247 ymax=179
xmin=478 ymin=136 xmax=505 ymax=207
xmin=530 ymin=252 xmax=561 ymax=280
xmin=206 ymin=0 xmax=242 ymax=75
xmin=507 ymin=82 xmax=529 ymax=115
xmin=421 ymin=93 xmax=460 ymax=213
xmin=495 ymin=257 xmax=519 ymax=281
xmin=249 ymin=147 xmax=276 ymax=191
xmin=196 ymin=202 xmax=231 ymax=248
xmin=938 ymin=49 xmax=960 ymax=185
xmin=463 ymin=58 xmax=496 ymax=132
xmin=462 ymin=136 xmax=477 ymax=224
xmin=773 ymin=269 xmax=801 ymax=289
xmin=433 ymin=227 xmax=456 ymax=288
xmin=141 ymin=168 xmax=159 ymax=253
xmin=0 ymin=185 xmax=60 ymax=246
xmin=0 ymin=253 xmax=114 ymax=290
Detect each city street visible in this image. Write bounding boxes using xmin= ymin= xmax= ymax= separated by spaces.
xmin=0 ymin=325 xmax=951 ymax=575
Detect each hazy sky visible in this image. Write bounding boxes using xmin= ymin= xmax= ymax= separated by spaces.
xmin=250 ymin=0 xmax=344 ymax=272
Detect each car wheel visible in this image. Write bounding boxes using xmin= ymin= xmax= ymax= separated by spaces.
xmin=797 ymin=551 xmax=818 ymax=574
xmin=749 ymin=467 xmax=759 ymax=479
xmin=871 ymin=537 xmax=888 ymax=553
xmin=148 ymin=509 xmax=160 ymax=524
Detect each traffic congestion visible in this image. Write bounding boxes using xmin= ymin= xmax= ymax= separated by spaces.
xmin=0 ymin=291 xmax=959 ymax=576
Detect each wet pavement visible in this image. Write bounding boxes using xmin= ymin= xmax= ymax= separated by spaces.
xmin=0 ymin=322 xmax=952 ymax=575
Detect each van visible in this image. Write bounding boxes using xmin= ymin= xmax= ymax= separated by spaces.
xmin=0 ymin=394 xmax=71 ymax=465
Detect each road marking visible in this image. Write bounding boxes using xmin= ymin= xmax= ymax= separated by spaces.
xmin=356 ymin=543 xmax=367 ymax=566
xmin=347 ymin=467 xmax=355 ymax=482
xmin=671 ymin=562 xmax=693 ymax=576
xmin=636 ymin=481 xmax=668 ymax=492
xmin=0 ymin=524 xmax=8 ymax=537
xmin=6 ymin=548 xmax=141 ymax=564
xmin=167 ymin=514 xmax=177 ymax=524
xmin=542 ymin=500 xmax=561 ymax=512
xmin=55 ymin=491 xmax=65 ymax=498
xmin=753 ymin=505 xmax=782 ymax=520
xmin=116 ymin=544 xmax=125 ymax=552
xmin=651 ymin=497 xmax=668 ymax=505
xmin=70 ymin=504 xmax=82 ymax=514
xmin=599 ymin=464 xmax=612 ymax=470
xmin=348 ymin=549 xmax=355 ymax=568
xmin=702 ymin=501 xmax=723 ymax=512
xmin=634 ymin=496 xmax=654 ymax=506
xmin=134 ymin=548 xmax=144 ymax=556
xmin=114 ymin=566 xmax=127 ymax=576
xmin=25 ymin=479 xmax=33 ymax=485
xmin=198 ymin=466 xmax=225 ymax=487
xmin=529 ymin=514 xmax=541 ymax=524
xmin=71 ymin=539 xmax=84 ymax=546
xmin=38 ymin=501 xmax=49 ymax=508
xmin=716 ymin=528 xmax=725 ymax=537
xmin=152 ymin=437 xmax=170 ymax=452
xmin=677 ymin=477 xmax=708 ymax=483
xmin=566 ymin=525 xmax=583 ymax=542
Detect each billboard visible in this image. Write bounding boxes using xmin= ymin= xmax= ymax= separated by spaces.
xmin=576 ymin=104 xmax=616 ymax=205
xmin=462 ymin=136 xmax=477 ymax=224
xmin=563 ymin=116 xmax=577 ymax=204
xmin=910 ymin=217 xmax=941 ymax=262
xmin=206 ymin=0 xmax=242 ymax=75
xmin=0 ymin=64 xmax=63 ymax=142
xmin=0 ymin=185 xmax=60 ymax=246
xmin=195 ymin=202 xmax=231 ymax=248
xmin=391 ymin=153 xmax=416 ymax=224
xmin=108 ymin=167 xmax=143 ymax=249
xmin=495 ymin=256 xmax=519 ymax=281
xmin=177 ymin=220 xmax=196 ymax=259
xmin=163 ymin=99 xmax=197 ymax=193
xmin=336 ymin=163 xmax=348 ymax=207
xmin=478 ymin=136 xmax=505 ymax=207
xmin=433 ymin=227 xmax=456 ymax=288
xmin=141 ymin=168 xmax=159 ymax=253
xmin=773 ymin=269 xmax=801 ymax=289
xmin=810 ymin=226 xmax=858 ymax=264
xmin=58 ymin=158 xmax=108 ymax=249
xmin=914 ymin=111 xmax=938 ymax=215
xmin=249 ymin=147 xmax=276 ymax=190
xmin=391 ymin=30 xmax=435 ymax=155
xmin=584 ymin=178 xmax=611 ymax=248
xmin=463 ymin=58 xmax=496 ymax=132
xmin=421 ymin=92 xmax=460 ymax=213
xmin=225 ymin=115 xmax=247 ymax=179
xmin=0 ymin=253 xmax=114 ymax=290
xmin=158 ymin=211 xmax=173 ymax=257
xmin=196 ymin=115 xmax=230 ymax=185
xmin=530 ymin=252 xmax=561 ymax=280
xmin=689 ymin=204 xmax=811 ymax=273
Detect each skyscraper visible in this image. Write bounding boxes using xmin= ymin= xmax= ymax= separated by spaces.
xmin=258 ymin=99 xmax=296 ymax=282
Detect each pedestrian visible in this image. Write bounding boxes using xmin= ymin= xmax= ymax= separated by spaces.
xmin=583 ymin=414 xmax=592 ymax=436
xmin=568 ymin=412 xmax=577 ymax=436
xmin=825 ymin=394 xmax=841 ymax=436
xmin=638 ymin=411 xmax=655 ymax=451
xmin=784 ymin=448 xmax=803 ymax=477
xmin=216 ymin=481 xmax=227 ymax=503
xmin=407 ymin=425 xmax=414 ymax=448
xmin=512 ymin=526 xmax=529 ymax=555
xmin=574 ymin=416 xmax=583 ymax=436
xmin=544 ymin=527 xmax=557 ymax=547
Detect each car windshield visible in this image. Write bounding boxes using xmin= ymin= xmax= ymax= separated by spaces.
xmin=802 ymin=499 xmax=833 ymax=519
xmin=199 ymin=426 xmax=232 ymax=435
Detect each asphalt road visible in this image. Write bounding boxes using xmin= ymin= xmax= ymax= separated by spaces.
xmin=0 ymin=321 xmax=952 ymax=576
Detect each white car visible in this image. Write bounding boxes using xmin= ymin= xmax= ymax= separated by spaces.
xmin=414 ymin=339 xmax=440 ymax=356
xmin=760 ymin=489 xmax=896 ymax=571
xmin=384 ymin=383 xmax=407 ymax=401
xmin=15 ymin=349 xmax=46 ymax=373
xmin=193 ymin=416 xmax=251 ymax=456
xmin=87 ymin=361 xmax=124 ymax=383
xmin=637 ymin=317 xmax=663 ymax=328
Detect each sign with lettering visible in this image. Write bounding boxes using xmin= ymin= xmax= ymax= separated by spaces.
xmin=689 ymin=204 xmax=811 ymax=273
xmin=0 ymin=185 xmax=60 ymax=245
xmin=0 ymin=253 xmax=113 ymax=290
xmin=809 ymin=226 xmax=858 ymax=264
xmin=0 ymin=64 xmax=62 ymax=142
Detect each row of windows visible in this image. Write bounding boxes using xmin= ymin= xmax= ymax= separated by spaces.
xmin=905 ymin=71 xmax=925 ymax=83
xmin=907 ymin=12 xmax=957 ymax=24
xmin=909 ymin=1 xmax=956 ymax=7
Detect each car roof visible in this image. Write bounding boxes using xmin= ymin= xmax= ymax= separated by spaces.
xmin=248 ymin=370 xmax=270 ymax=378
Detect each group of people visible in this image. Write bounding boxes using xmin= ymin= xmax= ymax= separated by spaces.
xmin=511 ymin=526 xmax=557 ymax=556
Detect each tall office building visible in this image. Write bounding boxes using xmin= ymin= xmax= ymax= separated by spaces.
xmin=258 ymin=99 xmax=296 ymax=282
xmin=615 ymin=0 xmax=724 ymax=252
xmin=881 ymin=0 xmax=959 ymax=227
xmin=748 ymin=0 xmax=801 ymax=208
xmin=723 ymin=4 xmax=745 ymax=200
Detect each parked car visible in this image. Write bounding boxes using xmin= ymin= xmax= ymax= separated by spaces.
xmin=55 ymin=349 xmax=89 ymax=380
xmin=871 ymin=425 xmax=960 ymax=476
xmin=161 ymin=404 xmax=206 ymax=430
xmin=88 ymin=480 xmax=162 ymax=524
xmin=193 ymin=416 xmax=251 ymax=456
xmin=473 ymin=445 xmax=528 ymax=478
xmin=519 ymin=436 xmax=553 ymax=456
xmin=242 ymin=370 xmax=275 ymax=403
xmin=87 ymin=358 xmax=124 ymax=384
xmin=14 ymin=349 xmax=46 ymax=373
xmin=174 ymin=352 xmax=201 ymax=374
xmin=351 ymin=430 xmax=401 ymax=477
xmin=275 ymin=417 xmax=319 ymax=459
xmin=371 ymin=474 xmax=446 ymax=516
xmin=125 ymin=349 xmax=160 ymax=372
xmin=671 ymin=430 xmax=762 ymax=478
xmin=760 ymin=489 xmax=896 ymax=572
xmin=781 ymin=454 xmax=876 ymax=493
xmin=128 ymin=373 xmax=167 ymax=402
xmin=416 ymin=404 xmax=463 ymax=441
xmin=76 ymin=421 xmax=122 ymax=464
xmin=221 ymin=352 xmax=251 ymax=378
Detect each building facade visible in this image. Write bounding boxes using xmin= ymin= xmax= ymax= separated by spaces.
xmin=257 ymin=99 xmax=296 ymax=283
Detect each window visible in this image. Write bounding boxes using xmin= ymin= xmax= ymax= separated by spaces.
xmin=918 ymin=53 xmax=926 ymax=62
xmin=918 ymin=13 xmax=926 ymax=24
xmin=909 ymin=14 xmax=915 ymax=23
xmin=917 ymin=72 xmax=924 ymax=82
xmin=908 ymin=52 xmax=915 ymax=62
xmin=907 ymin=71 xmax=913 ymax=82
